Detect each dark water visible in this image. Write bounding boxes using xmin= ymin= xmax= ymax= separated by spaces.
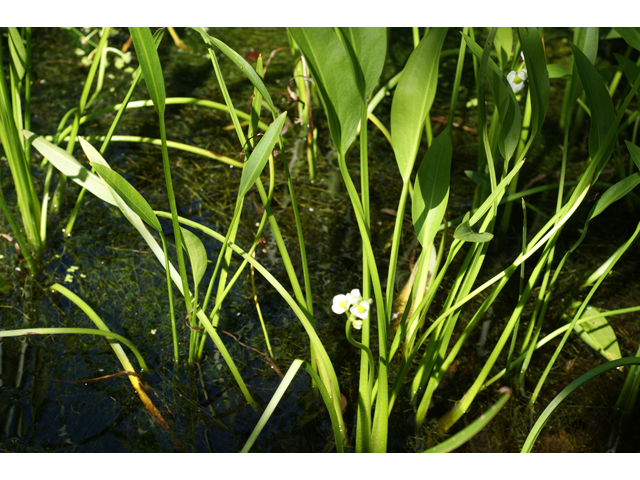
xmin=1 ymin=27 xmax=640 ymax=452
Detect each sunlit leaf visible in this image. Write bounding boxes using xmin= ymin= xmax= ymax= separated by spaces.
xmin=23 ymin=131 xmax=116 ymax=206
xmin=572 ymin=304 xmax=621 ymax=363
xmin=238 ymin=112 xmax=287 ymax=198
xmin=338 ymin=27 xmax=387 ymax=99
xmin=590 ymin=171 xmax=640 ymax=219
xmin=412 ymin=128 xmax=451 ymax=248
xmin=130 ymin=27 xmax=166 ymax=116
xmin=518 ymin=27 xmax=549 ymax=140
xmin=391 ymin=27 xmax=448 ymax=182
xmin=180 ymin=227 xmax=208 ymax=287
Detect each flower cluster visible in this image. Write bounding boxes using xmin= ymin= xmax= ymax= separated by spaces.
xmin=507 ymin=51 xmax=528 ymax=93
xmin=331 ymin=289 xmax=372 ymax=330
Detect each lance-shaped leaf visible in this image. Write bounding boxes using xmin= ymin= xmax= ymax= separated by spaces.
xmin=571 ymin=304 xmax=621 ymax=363
xmin=568 ymin=28 xmax=599 ymax=106
xmin=180 ymin=227 xmax=208 ymax=288
xmin=90 ymin=162 xmax=162 ymax=233
xmin=493 ymin=27 xmax=513 ymax=71
xmin=23 ymin=131 xmax=116 ymax=206
xmin=571 ymin=43 xmax=616 ymax=164
xmin=192 ymin=28 xmax=276 ymax=116
xmin=614 ymin=27 xmax=640 ymax=51
xmin=238 ymin=111 xmax=287 ymax=198
xmin=338 ymin=27 xmax=387 ymax=99
xmin=391 ymin=27 xmax=448 ymax=182
xmin=289 ymin=28 xmax=361 ymax=155
xmin=518 ymin=27 xmax=549 ymax=140
xmin=462 ymin=32 xmax=521 ymax=162
xmin=412 ymin=128 xmax=452 ymax=248
xmin=589 ymin=171 xmax=640 ymax=219
xmin=454 ymin=212 xmax=493 ymax=243
xmin=626 ymin=140 xmax=640 ymax=172
xmin=130 ymin=27 xmax=166 ymax=117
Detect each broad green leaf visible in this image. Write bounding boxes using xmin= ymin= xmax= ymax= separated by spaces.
xmin=289 ymin=28 xmax=361 ymax=155
xmin=614 ymin=27 xmax=640 ymax=51
xmin=238 ymin=112 xmax=287 ymax=198
xmin=462 ymin=32 xmax=520 ymax=162
xmin=518 ymin=27 xmax=549 ymax=140
xmin=571 ymin=304 xmax=621 ymax=363
xmin=23 ymin=131 xmax=116 ymax=206
xmin=547 ymin=64 xmax=571 ymax=79
xmin=590 ymin=171 xmax=640 ymax=219
xmin=192 ymin=28 xmax=276 ymax=116
xmin=90 ymin=162 xmax=162 ymax=233
xmin=493 ymin=27 xmax=513 ymax=71
xmin=625 ymin=140 xmax=640 ymax=172
xmin=412 ymin=128 xmax=452 ymax=248
xmin=130 ymin=27 xmax=166 ymax=116
xmin=571 ymin=43 xmax=616 ymax=164
xmin=338 ymin=27 xmax=387 ymax=99
xmin=391 ymin=27 xmax=448 ymax=182
xmin=180 ymin=227 xmax=207 ymax=287
xmin=454 ymin=213 xmax=494 ymax=243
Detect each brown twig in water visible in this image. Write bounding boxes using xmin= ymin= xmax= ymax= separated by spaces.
xmin=50 ymin=370 xmax=148 ymax=388
xmin=213 ymin=326 xmax=284 ymax=378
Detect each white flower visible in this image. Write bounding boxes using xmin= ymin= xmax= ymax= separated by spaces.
xmin=352 ymin=319 xmax=363 ymax=330
xmin=332 ymin=294 xmax=350 ymax=314
xmin=507 ymin=70 xmax=527 ymax=92
xmin=350 ymin=300 xmax=370 ymax=320
xmin=346 ymin=289 xmax=362 ymax=304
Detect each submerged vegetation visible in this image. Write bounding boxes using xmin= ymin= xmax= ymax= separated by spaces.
xmin=2 ymin=27 xmax=640 ymax=452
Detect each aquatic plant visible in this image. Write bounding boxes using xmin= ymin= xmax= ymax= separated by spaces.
xmin=2 ymin=27 xmax=640 ymax=452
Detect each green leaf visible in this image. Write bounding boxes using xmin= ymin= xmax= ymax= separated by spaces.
xmin=338 ymin=27 xmax=387 ymax=99
xmin=238 ymin=112 xmax=287 ymax=198
xmin=180 ymin=227 xmax=208 ymax=287
xmin=391 ymin=27 xmax=448 ymax=182
xmin=129 ymin=27 xmax=166 ymax=116
xmin=454 ymin=213 xmax=494 ymax=243
xmin=590 ymin=171 xmax=640 ymax=219
xmin=571 ymin=43 xmax=616 ymax=164
xmin=614 ymin=53 xmax=640 ymax=87
xmin=518 ymin=27 xmax=549 ymax=140
xmin=7 ymin=28 xmax=27 ymax=81
xmin=625 ymin=140 xmax=640 ymax=172
xmin=23 ymin=131 xmax=116 ymax=206
xmin=461 ymin=32 xmax=520 ymax=162
xmin=614 ymin=27 xmax=640 ymax=51
xmin=493 ymin=27 xmax=513 ymax=71
xmin=547 ymin=64 xmax=571 ymax=79
xmin=89 ymin=160 xmax=162 ymax=233
xmin=412 ymin=128 xmax=452 ymax=248
xmin=569 ymin=28 xmax=599 ymax=106
xmin=289 ymin=28 xmax=361 ymax=155
xmin=573 ymin=306 xmax=622 ymax=363
xmin=192 ymin=28 xmax=276 ymax=116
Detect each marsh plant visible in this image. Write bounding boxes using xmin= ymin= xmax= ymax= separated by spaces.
xmin=2 ymin=27 xmax=640 ymax=452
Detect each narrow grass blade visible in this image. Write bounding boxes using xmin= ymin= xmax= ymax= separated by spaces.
xmin=192 ymin=28 xmax=276 ymax=116
xmin=518 ymin=27 xmax=549 ymax=140
xmin=425 ymin=387 xmax=512 ymax=453
xmin=522 ymin=357 xmax=640 ymax=453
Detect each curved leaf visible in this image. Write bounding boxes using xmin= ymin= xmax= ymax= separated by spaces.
xmin=625 ymin=140 xmax=640 ymax=172
xmin=289 ymin=28 xmax=361 ymax=155
xmin=571 ymin=43 xmax=616 ymax=164
xmin=412 ymin=128 xmax=452 ymax=248
xmin=568 ymin=28 xmax=599 ymax=105
xmin=91 ymin=162 xmax=162 ymax=233
xmin=572 ymin=305 xmax=621 ymax=363
xmin=238 ymin=112 xmax=287 ymax=198
xmin=338 ymin=27 xmax=387 ymax=99
xmin=180 ymin=227 xmax=208 ymax=287
xmin=23 ymin=130 xmax=116 ymax=206
xmin=130 ymin=27 xmax=166 ymax=116
xmin=192 ymin=28 xmax=276 ymax=116
xmin=454 ymin=213 xmax=494 ymax=243
xmin=614 ymin=27 xmax=640 ymax=51
xmin=391 ymin=27 xmax=448 ymax=182
xmin=590 ymin=171 xmax=640 ymax=219
xmin=518 ymin=27 xmax=549 ymax=140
